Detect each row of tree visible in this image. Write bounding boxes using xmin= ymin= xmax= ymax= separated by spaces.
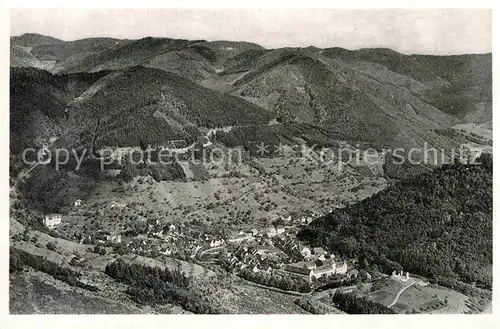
xmin=236 ymin=266 xmax=311 ymax=293
xmin=329 ymin=291 xmax=395 ymax=314
xmin=105 ymin=259 xmax=218 ymax=313
xmin=10 ymin=248 xmax=98 ymax=291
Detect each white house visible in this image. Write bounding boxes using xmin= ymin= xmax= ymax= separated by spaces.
xmin=300 ymin=247 xmax=312 ymax=257
xmin=43 ymin=214 xmax=62 ymax=228
xmin=74 ymin=199 xmax=82 ymax=207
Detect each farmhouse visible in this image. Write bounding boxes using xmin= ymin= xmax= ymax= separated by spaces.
xmin=43 ymin=214 xmax=62 ymax=228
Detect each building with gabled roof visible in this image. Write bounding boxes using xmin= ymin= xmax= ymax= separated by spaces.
xmin=300 ymin=247 xmax=311 ymax=257
xmin=43 ymin=214 xmax=62 ymax=228
xmin=312 ymin=247 xmax=327 ymax=256
xmin=285 ymin=263 xmax=313 ymax=276
xmin=310 ymin=262 xmax=336 ymax=279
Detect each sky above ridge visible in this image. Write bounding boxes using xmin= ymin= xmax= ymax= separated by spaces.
xmin=10 ymin=8 xmax=492 ymax=55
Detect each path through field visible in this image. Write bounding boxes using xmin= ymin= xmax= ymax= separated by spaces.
xmin=387 ymin=282 xmax=414 ymax=308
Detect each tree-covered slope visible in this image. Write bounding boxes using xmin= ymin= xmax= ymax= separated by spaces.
xmin=10 ymin=66 xmax=274 ymax=156
xmin=299 ymin=154 xmax=493 ymax=288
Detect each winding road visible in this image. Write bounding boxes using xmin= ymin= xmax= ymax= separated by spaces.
xmin=387 ymin=282 xmax=415 ymax=308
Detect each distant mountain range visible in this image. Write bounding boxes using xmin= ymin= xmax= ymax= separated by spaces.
xmin=10 ymin=33 xmax=492 ymax=162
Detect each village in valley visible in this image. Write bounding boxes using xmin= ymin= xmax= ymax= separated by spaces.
xmin=30 ymin=199 xmax=484 ymax=316
xmin=25 ymin=138 xmax=390 ymax=292
xmin=13 ymin=134 xmax=490 ymax=316
xmin=8 ymin=14 xmax=493 ymax=314
xmin=43 ymin=207 xmax=356 ymax=290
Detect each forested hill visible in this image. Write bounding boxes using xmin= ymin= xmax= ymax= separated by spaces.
xmin=299 ymin=153 xmax=493 ymax=288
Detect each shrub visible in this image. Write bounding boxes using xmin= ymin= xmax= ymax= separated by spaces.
xmin=46 ymin=241 xmax=57 ymax=251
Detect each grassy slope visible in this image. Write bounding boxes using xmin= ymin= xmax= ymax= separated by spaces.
xmin=322 ymin=48 xmax=492 ymax=121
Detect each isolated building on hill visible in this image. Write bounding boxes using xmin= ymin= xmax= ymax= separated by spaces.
xmin=43 ymin=214 xmax=62 ymax=228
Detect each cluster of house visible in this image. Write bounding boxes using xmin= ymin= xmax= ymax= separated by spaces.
xmin=285 ymin=259 xmax=348 ymax=281
xmin=222 ymin=242 xmax=286 ymax=274
xmin=210 ymin=226 xmax=352 ymax=284
xmin=284 ymin=246 xmax=348 ymax=281
xmin=226 ymin=225 xmax=288 ymax=244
